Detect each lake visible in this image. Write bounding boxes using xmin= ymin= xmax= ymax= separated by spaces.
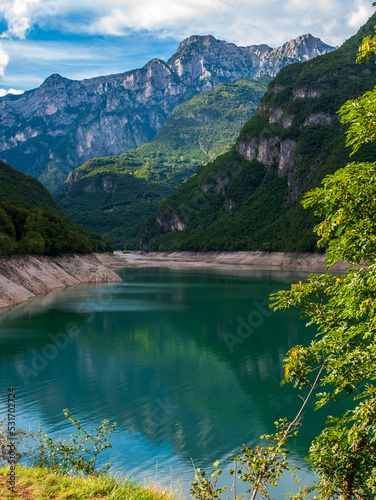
xmin=0 ymin=266 xmax=337 ymax=497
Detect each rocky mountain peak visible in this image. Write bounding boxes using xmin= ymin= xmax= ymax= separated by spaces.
xmin=247 ymin=43 xmax=271 ymax=53
xmin=274 ymin=33 xmax=334 ymax=60
xmin=177 ymin=34 xmax=219 ymax=52
xmin=41 ymin=73 xmax=70 ymax=87
xmin=144 ymin=58 xmax=166 ymax=67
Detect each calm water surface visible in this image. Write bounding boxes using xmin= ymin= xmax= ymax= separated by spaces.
xmin=0 ymin=267 xmax=339 ymax=496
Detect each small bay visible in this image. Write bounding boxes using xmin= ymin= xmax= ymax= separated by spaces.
xmin=0 ymin=267 xmax=342 ymax=496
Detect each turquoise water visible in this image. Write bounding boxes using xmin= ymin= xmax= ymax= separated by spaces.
xmin=0 ymin=267 xmax=337 ymax=496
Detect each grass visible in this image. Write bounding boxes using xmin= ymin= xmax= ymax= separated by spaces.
xmin=0 ymin=465 xmax=182 ymax=500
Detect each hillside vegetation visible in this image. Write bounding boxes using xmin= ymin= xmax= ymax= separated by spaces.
xmin=0 ymin=161 xmax=113 ymax=255
xmin=0 ymin=465 xmax=176 ymax=500
xmin=0 ymin=160 xmax=61 ymax=213
xmin=57 ymin=78 xmax=270 ymax=248
xmin=139 ymin=14 xmax=376 ymax=252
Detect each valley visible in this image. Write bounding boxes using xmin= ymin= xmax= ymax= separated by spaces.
xmin=1 ymin=8 xmax=376 ymax=499
xmin=56 ymin=77 xmax=271 ymax=247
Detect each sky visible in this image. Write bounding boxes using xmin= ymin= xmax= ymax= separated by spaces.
xmin=0 ymin=0 xmax=374 ymax=96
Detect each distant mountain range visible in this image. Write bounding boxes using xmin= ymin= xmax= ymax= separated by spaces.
xmin=138 ymin=14 xmax=376 ymax=253
xmin=0 ymin=33 xmax=334 ymax=194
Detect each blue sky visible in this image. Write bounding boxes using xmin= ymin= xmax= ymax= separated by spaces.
xmin=0 ymin=0 xmax=373 ymax=95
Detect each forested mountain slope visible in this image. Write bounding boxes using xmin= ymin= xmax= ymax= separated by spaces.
xmin=0 ymin=161 xmax=112 ymax=255
xmin=0 ymin=160 xmax=61 ymax=213
xmin=139 ymin=14 xmax=376 ymax=252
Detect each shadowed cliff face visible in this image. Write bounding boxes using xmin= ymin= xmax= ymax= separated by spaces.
xmin=0 ymin=34 xmax=334 ymax=194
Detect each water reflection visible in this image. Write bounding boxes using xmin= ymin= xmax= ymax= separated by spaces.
xmin=0 ymin=267 xmax=338 ymax=494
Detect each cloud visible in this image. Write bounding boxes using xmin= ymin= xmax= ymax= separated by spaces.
xmin=0 ymin=0 xmax=41 ymax=39
xmin=348 ymin=0 xmax=373 ymax=29
xmin=3 ymin=39 xmax=104 ymax=63
xmin=82 ymin=0 xmax=374 ymax=47
xmin=94 ymin=0 xmax=232 ymax=34
xmin=0 ymin=87 xmax=23 ymax=96
xmin=0 ymin=0 xmax=374 ymax=46
xmin=0 ymin=44 xmax=9 ymax=77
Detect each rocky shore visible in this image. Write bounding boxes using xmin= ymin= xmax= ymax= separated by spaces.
xmin=97 ymin=250 xmax=350 ymax=271
xmin=0 ymin=254 xmax=122 ymax=309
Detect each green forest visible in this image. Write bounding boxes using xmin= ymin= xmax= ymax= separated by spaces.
xmin=0 ymin=160 xmax=113 ymax=256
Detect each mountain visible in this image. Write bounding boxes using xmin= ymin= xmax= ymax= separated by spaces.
xmin=56 ymin=77 xmax=271 ymax=247
xmin=0 ymin=34 xmax=334 ymax=194
xmin=0 ymin=160 xmax=113 ymax=255
xmin=138 ymin=14 xmax=376 ymax=253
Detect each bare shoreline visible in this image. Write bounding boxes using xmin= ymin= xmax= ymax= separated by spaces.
xmin=97 ymin=250 xmax=350 ymax=272
xmin=0 ymin=250 xmax=349 ymax=311
xmin=0 ymin=254 xmax=122 ymax=309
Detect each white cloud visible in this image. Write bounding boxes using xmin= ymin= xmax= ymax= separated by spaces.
xmin=0 ymin=87 xmax=23 ymax=96
xmin=0 ymin=44 xmax=9 ymax=77
xmin=2 ymin=39 xmax=104 ymax=62
xmin=0 ymin=0 xmax=41 ymax=39
xmin=0 ymin=0 xmax=374 ymax=46
xmin=94 ymin=0 xmax=232 ymax=34
xmin=348 ymin=0 xmax=373 ymax=29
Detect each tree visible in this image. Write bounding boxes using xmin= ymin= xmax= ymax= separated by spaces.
xmin=18 ymin=230 xmax=45 ymax=255
xmin=0 ymin=207 xmax=16 ymax=240
xmin=269 ymin=20 xmax=376 ymax=499
xmin=190 ymin=15 xmax=376 ymax=500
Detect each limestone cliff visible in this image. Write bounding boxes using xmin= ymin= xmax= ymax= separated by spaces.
xmin=235 ymin=86 xmax=341 ymax=203
xmin=0 ymin=34 xmax=334 ymax=193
